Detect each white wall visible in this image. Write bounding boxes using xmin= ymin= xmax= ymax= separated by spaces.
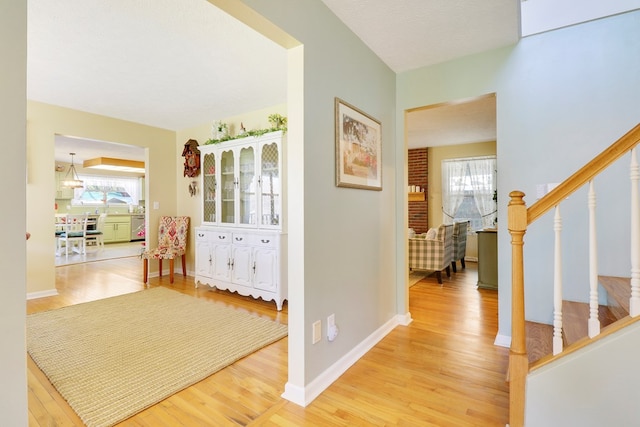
xmin=521 ymin=0 xmax=640 ymax=36
xmin=0 ymin=0 xmax=28 ymax=423
xmin=398 ymin=10 xmax=640 ymax=336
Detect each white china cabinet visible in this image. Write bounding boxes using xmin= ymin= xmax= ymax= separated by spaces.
xmin=195 ymin=131 xmax=287 ymax=310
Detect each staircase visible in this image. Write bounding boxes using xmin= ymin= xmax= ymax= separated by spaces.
xmin=525 ymin=275 xmax=630 ymax=365
xmin=507 ymin=123 xmax=640 ymax=426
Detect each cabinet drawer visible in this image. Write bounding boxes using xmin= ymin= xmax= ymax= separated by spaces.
xmin=212 ymin=231 xmax=231 ymax=243
xmin=253 ymin=235 xmax=277 ymax=248
xmin=231 ymin=233 xmax=251 ymax=245
xmin=195 ymin=229 xmax=210 ymax=241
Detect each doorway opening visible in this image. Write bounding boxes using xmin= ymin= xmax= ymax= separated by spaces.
xmin=406 ymin=93 xmax=497 ymax=291
xmin=54 ymin=135 xmax=146 ymax=266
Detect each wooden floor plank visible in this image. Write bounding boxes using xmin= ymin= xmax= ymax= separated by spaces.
xmin=28 ymin=253 xmax=508 ymax=426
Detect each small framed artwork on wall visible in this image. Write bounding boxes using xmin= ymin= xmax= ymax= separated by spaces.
xmin=335 ymin=97 xmax=382 ymax=191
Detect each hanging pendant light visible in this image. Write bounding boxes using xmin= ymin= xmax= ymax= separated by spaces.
xmin=62 ymin=152 xmax=84 ymax=188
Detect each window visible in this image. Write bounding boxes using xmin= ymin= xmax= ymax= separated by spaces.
xmin=70 ymin=175 xmax=140 ymax=207
xmin=442 ymin=156 xmax=496 ymax=231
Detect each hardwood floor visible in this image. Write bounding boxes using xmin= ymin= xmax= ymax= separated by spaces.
xmin=27 ymin=257 xmax=509 ymax=426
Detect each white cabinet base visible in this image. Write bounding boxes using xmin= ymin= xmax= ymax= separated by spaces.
xmin=195 ymin=227 xmax=287 ymax=310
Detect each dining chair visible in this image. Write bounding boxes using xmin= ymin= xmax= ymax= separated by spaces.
xmin=57 ymin=213 xmax=89 ymax=256
xmin=85 ymin=213 xmax=107 ymax=250
xmin=141 ymin=216 xmax=189 ymax=283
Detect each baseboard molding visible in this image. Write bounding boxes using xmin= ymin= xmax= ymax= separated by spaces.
xmin=494 ymin=333 xmax=511 ymax=348
xmin=27 ymin=289 xmax=58 ymax=300
xmin=465 ymin=256 xmax=478 ymax=262
xmin=281 ymin=313 xmax=405 ymax=407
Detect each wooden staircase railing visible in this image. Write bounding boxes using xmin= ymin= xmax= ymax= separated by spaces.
xmin=508 ymin=123 xmax=640 ymax=427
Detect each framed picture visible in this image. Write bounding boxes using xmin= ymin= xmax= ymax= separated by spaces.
xmin=335 ymin=97 xmax=382 ymax=190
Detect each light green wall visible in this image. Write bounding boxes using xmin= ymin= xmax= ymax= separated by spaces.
xmin=398 ymin=10 xmax=640 ymax=337
xmin=0 ymin=0 xmax=27 ymax=423
xmin=240 ymin=0 xmax=397 ymax=395
xmin=26 ymin=101 xmax=176 ymax=295
xmin=526 ymin=321 xmax=640 ymax=425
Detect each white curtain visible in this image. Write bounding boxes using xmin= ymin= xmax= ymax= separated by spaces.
xmin=442 ymin=156 xmax=496 ymax=227
xmin=468 ymin=157 xmax=497 ymax=228
xmin=441 ymin=160 xmax=467 ymax=224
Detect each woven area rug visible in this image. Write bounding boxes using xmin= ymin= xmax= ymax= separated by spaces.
xmin=27 ymin=287 xmax=288 ymax=427
xmin=409 ymin=271 xmax=428 ymax=286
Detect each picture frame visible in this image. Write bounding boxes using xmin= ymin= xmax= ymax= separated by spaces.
xmin=335 ymin=97 xmax=382 ymax=190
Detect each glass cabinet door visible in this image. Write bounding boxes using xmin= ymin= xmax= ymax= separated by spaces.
xmin=202 ymin=152 xmax=217 ymax=223
xmin=220 ymin=149 xmax=235 ymax=225
xmin=260 ymin=142 xmax=280 ymax=226
xmin=239 ymin=146 xmax=256 ymax=225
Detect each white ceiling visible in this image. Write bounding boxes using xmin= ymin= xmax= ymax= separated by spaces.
xmin=28 ymin=1 xmax=518 ymax=163
xmin=406 ymin=95 xmax=497 ymax=149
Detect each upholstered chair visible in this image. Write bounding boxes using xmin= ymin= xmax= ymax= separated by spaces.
xmin=408 ymin=223 xmax=454 ymax=284
xmin=451 ymin=221 xmax=469 ymax=273
xmin=142 ymin=216 xmax=190 ymax=283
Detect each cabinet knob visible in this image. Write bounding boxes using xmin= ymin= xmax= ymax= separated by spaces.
xmin=261 ymin=239 xmax=270 ymax=243
xmin=218 ymin=235 xmax=226 ymax=240
xmin=235 ymin=237 xmax=243 ymax=241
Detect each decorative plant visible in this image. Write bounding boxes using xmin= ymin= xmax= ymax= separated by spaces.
xmin=268 ymin=113 xmax=287 ymax=131
xmin=205 ymin=113 xmax=288 ymax=145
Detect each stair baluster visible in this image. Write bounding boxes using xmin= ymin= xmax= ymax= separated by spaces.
xmin=553 ymin=206 xmax=563 ymax=355
xmin=588 ymin=180 xmax=600 ymax=337
xmin=630 ymin=147 xmax=640 ymax=317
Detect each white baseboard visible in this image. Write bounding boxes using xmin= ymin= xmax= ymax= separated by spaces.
xmin=494 ymin=333 xmax=511 ymax=348
xmin=27 ymin=289 xmax=58 ymax=300
xmin=465 ymin=256 xmax=478 ymax=262
xmin=281 ymin=313 xmax=406 ymax=407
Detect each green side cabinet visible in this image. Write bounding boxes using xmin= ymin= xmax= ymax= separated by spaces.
xmin=103 ymin=215 xmax=131 ymax=243
xmin=477 ymin=229 xmax=498 ymax=290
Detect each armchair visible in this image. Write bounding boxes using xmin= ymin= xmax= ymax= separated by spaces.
xmin=408 ymin=224 xmax=454 ymax=284
xmin=451 ymin=221 xmax=469 ymax=273
xmin=142 ymin=216 xmax=189 ymax=283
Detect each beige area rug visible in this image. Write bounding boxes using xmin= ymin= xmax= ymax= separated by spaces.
xmin=409 ymin=271 xmax=428 ymax=286
xmin=27 ymin=287 xmax=288 ymax=427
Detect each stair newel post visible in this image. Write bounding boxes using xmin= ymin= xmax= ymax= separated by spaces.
xmin=630 ymin=147 xmax=640 ymax=317
xmin=588 ymin=180 xmax=601 ymax=337
xmin=508 ymin=190 xmax=528 ymax=427
xmin=553 ymin=205 xmax=563 ymax=355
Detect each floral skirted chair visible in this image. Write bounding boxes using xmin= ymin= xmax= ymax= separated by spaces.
xmin=142 ymin=216 xmax=189 ymax=284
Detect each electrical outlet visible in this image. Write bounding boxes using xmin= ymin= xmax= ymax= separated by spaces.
xmin=312 ymin=320 xmax=321 ymax=344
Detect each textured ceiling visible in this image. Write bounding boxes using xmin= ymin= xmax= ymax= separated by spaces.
xmin=29 ymin=1 xmax=517 ymax=162
xmin=407 ymin=95 xmax=497 ymax=149
xmin=29 ymin=0 xmax=288 ymax=136
xmin=320 ymin=0 xmax=520 ymax=72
